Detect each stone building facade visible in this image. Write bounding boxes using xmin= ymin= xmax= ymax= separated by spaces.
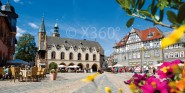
xmin=36 ymin=17 xmax=104 ymax=72
xmin=113 ymin=27 xmax=185 ymax=67
xmin=0 ymin=1 xmax=18 ymax=66
xmin=163 ymin=32 xmax=185 ymax=62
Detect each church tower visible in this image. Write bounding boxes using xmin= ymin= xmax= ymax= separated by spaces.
xmin=38 ymin=17 xmax=46 ymax=50
xmin=52 ymin=23 xmax=60 ymax=37
xmin=37 ymin=17 xmax=47 ymax=67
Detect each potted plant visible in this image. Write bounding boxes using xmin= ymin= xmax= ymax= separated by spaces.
xmin=49 ymin=62 xmax=58 ymax=80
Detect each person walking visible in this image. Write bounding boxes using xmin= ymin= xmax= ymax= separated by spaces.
xmin=145 ymin=65 xmax=149 ymax=73
xmin=152 ymin=67 xmax=156 ymax=75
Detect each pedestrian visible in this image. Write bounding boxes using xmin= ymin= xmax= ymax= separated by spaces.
xmin=152 ymin=67 xmax=156 ymax=75
xmin=145 ymin=65 xmax=149 ymax=73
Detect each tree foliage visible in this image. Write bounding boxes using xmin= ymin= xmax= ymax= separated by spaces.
xmin=49 ymin=62 xmax=58 ymax=70
xmin=116 ymin=0 xmax=185 ymax=28
xmin=15 ymin=34 xmax=37 ymax=62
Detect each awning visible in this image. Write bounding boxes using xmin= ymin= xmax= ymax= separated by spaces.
xmin=39 ymin=63 xmax=46 ymax=65
xmin=108 ymin=66 xmax=112 ymax=68
xmin=68 ymin=65 xmax=79 ymax=68
xmin=7 ymin=59 xmax=29 ymax=65
xmin=58 ymin=65 xmax=66 ymax=68
xmin=113 ymin=64 xmax=123 ymax=67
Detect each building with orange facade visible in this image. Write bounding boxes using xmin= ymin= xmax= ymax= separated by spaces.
xmin=0 ymin=1 xmax=18 ymax=66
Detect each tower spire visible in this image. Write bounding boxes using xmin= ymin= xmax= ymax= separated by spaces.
xmin=39 ymin=16 xmax=46 ymax=32
xmin=52 ymin=19 xmax=60 ymax=37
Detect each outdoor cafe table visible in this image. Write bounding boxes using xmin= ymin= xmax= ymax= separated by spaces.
xmin=20 ymin=69 xmax=31 ymax=81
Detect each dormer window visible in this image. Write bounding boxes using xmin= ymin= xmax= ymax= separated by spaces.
xmin=56 ymin=45 xmax=60 ymax=49
xmin=148 ymin=32 xmax=154 ymax=38
xmin=65 ymin=40 xmax=68 ymax=43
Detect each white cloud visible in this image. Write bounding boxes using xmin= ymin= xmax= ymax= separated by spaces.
xmin=14 ymin=0 xmax=20 ymax=3
xmin=16 ymin=26 xmax=27 ymax=37
xmin=28 ymin=22 xmax=39 ymax=29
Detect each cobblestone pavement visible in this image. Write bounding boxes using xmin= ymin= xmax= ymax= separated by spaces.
xmin=0 ymin=72 xmax=133 ymax=93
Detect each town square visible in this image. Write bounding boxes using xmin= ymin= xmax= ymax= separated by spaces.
xmin=0 ymin=0 xmax=185 ymax=93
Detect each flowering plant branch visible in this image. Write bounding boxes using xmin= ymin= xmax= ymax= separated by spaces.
xmin=125 ymin=59 xmax=185 ymax=93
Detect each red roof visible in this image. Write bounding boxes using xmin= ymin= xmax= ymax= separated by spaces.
xmin=115 ymin=35 xmax=128 ymax=47
xmin=114 ymin=27 xmax=163 ymax=47
xmin=140 ymin=27 xmax=163 ymax=41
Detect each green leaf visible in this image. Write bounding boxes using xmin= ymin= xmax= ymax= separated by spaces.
xmin=159 ymin=10 xmax=164 ymax=22
xmin=126 ymin=18 xmax=134 ymax=28
xmin=131 ymin=0 xmax=136 ymax=8
xmin=117 ymin=0 xmax=131 ymax=9
xmin=182 ymin=19 xmax=185 ymax=25
xmin=125 ymin=8 xmax=132 ymax=15
xmin=177 ymin=3 xmax=185 ymax=24
xmin=138 ymin=0 xmax=145 ymax=10
xmin=152 ymin=5 xmax=158 ymax=16
xmin=157 ymin=0 xmax=169 ymax=10
xmin=167 ymin=10 xmax=177 ymax=24
xmin=139 ymin=10 xmax=151 ymax=17
xmin=151 ymin=0 xmax=155 ymax=11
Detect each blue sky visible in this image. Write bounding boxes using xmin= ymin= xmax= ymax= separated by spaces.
xmin=1 ymin=0 xmax=173 ymax=56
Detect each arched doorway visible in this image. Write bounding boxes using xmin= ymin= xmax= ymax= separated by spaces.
xmin=60 ymin=62 xmax=66 ymax=66
xmin=92 ymin=64 xmax=98 ymax=72
xmin=77 ymin=63 xmax=83 ymax=70
xmin=68 ymin=63 xmax=74 ymax=66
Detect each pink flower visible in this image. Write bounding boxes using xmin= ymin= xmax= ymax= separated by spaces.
xmin=141 ymin=76 xmax=169 ymax=93
xmin=124 ymin=73 xmax=148 ymax=87
xmin=171 ymin=59 xmax=181 ymax=65
xmin=157 ymin=60 xmax=181 ymax=79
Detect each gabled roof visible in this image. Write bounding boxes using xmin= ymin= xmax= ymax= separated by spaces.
xmin=140 ymin=27 xmax=163 ymax=41
xmin=133 ymin=28 xmax=142 ymax=39
xmin=47 ymin=36 xmax=104 ymax=54
xmin=114 ymin=27 xmax=163 ymax=47
xmin=114 ymin=35 xmax=128 ymax=47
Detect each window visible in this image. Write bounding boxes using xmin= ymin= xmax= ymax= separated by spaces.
xmin=93 ymin=54 xmax=96 ymax=61
xmin=169 ymin=52 xmax=173 ymax=58
xmin=61 ymin=52 xmax=65 ymax=59
xmin=129 ymin=53 xmax=132 ymax=59
xmin=124 ymin=56 xmax=126 ymax=60
xmin=178 ymin=44 xmax=183 ymax=48
xmin=174 ymin=52 xmax=179 ymax=58
xmin=69 ymin=52 xmax=73 ymax=60
xmin=85 ymin=53 xmax=89 ymax=60
xmin=144 ymin=43 xmax=150 ymax=49
xmin=133 ymin=53 xmax=136 ymax=59
xmin=11 ymin=37 xmax=14 ymax=46
xmin=153 ymin=41 xmax=159 ymax=48
xmin=78 ymin=53 xmax=81 ymax=60
xmin=144 ymin=51 xmax=150 ymax=58
xmin=174 ymin=44 xmax=179 ymax=48
xmin=164 ymin=53 xmax=168 ymax=58
xmin=154 ymin=50 xmax=160 ymax=57
xmin=137 ymin=53 xmax=140 ymax=58
xmin=169 ymin=45 xmax=173 ymax=49
xmin=51 ymin=51 xmax=56 ymax=59
xmin=180 ymin=51 xmax=184 ymax=58
xmin=148 ymin=32 xmax=154 ymax=38
xmin=148 ymin=61 xmax=153 ymax=65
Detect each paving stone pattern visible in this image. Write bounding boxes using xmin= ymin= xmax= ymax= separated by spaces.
xmin=0 ymin=73 xmax=133 ymax=93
